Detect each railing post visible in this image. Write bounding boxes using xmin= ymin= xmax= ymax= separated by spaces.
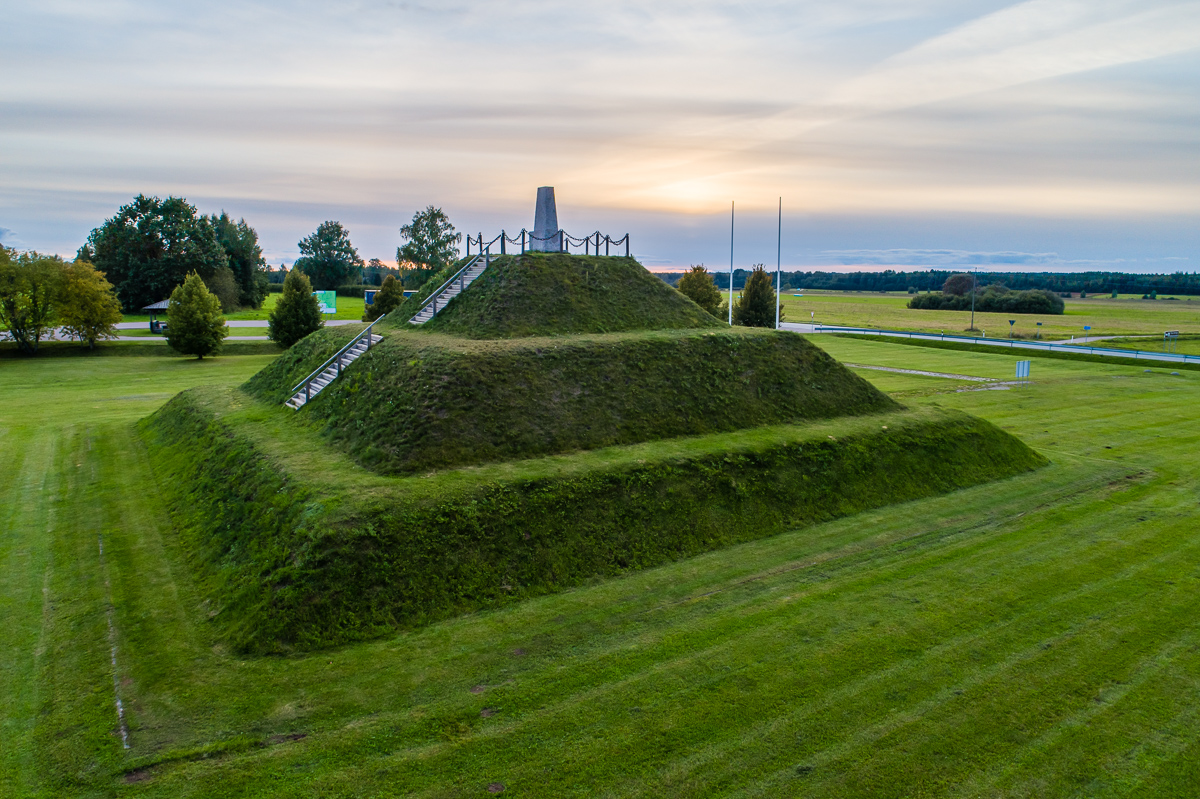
xmin=605 ymin=235 xmax=610 ymax=256
xmin=625 ymin=236 xmax=629 ymax=257
xmin=501 ymin=231 xmax=506 ymax=255
xmin=522 ymin=229 xmax=526 ymax=253
xmin=559 ymin=230 xmax=564 ymax=253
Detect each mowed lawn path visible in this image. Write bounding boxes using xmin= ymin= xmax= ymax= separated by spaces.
xmin=2 ymin=344 xmax=1199 ymax=796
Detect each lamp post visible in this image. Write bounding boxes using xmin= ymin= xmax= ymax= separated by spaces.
xmin=775 ymin=197 xmax=782 ymax=330
xmin=970 ymin=269 xmax=977 ymax=333
xmin=728 ymin=201 xmax=735 ymax=326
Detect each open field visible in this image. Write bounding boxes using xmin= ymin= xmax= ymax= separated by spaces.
xmin=3 ymin=341 xmax=1200 ymax=796
xmin=779 ymin=291 xmax=1200 ymax=339
xmin=1102 ymin=335 xmax=1200 ymax=357
xmin=119 ymin=294 xmax=367 ymax=325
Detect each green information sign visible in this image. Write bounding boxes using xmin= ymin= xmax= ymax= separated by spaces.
xmin=313 ymin=291 xmax=336 ymax=314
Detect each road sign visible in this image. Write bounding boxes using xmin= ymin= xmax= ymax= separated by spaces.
xmin=1016 ymin=360 xmax=1031 ymax=381
xmin=1084 ymin=326 xmax=1091 ymax=331
xmin=313 ymin=291 xmax=336 ymax=314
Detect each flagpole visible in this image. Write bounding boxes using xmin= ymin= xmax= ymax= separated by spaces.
xmin=775 ymin=197 xmax=782 ymax=330
xmin=728 ymin=201 xmax=735 ymax=326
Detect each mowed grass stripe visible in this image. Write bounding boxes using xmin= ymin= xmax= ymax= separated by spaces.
xmin=0 ymin=428 xmax=52 ymax=798
xmin=128 ymin=457 xmax=1194 ymax=797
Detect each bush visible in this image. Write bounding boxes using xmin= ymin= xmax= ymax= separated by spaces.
xmin=733 ymin=265 xmax=781 ymax=327
xmin=676 ymin=265 xmax=723 ymax=316
xmin=268 ymin=269 xmax=323 ymax=348
xmin=908 ymin=287 xmax=1064 ymax=315
xmin=166 ymin=272 xmax=228 ymax=359
xmin=363 ymin=274 xmax=404 ymax=322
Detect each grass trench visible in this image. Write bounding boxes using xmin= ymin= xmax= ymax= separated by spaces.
xmin=248 ymin=328 xmax=899 ymax=474
xmin=6 ymin=341 xmax=1200 ymax=796
xmin=141 ymin=389 xmax=1038 ymax=652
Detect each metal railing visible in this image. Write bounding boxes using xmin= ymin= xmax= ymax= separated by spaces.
xmin=465 ymin=229 xmax=630 ymax=257
xmin=409 ymin=252 xmax=487 ymax=321
xmin=290 ymin=314 xmax=387 ymax=403
xmin=805 ymin=324 xmax=1199 ymax=365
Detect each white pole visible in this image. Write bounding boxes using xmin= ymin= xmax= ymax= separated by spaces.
xmin=775 ymin=197 xmax=782 ymax=330
xmin=728 ymin=201 xmax=735 ymax=326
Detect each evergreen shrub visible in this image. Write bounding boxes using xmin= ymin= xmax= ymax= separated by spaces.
xmin=268 ymin=269 xmax=323 ymax=349
xmin=166 ymin=272 xmax=227 ymax=359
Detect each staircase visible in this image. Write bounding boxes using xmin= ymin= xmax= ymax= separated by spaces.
xmin=286 ymin=331 xmax=383 ymax=410
xmin=408 ymin=254 xmax=489 ymax=325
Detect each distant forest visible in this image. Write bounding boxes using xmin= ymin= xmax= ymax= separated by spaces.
xmin=659 ymin=269 xmax=1200 ymax=296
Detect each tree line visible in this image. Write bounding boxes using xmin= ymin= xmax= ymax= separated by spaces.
xmin=2 ymin=194 xmax=464 ymax=356
xmin=661 ymin=268 xmax=1200 ymax=296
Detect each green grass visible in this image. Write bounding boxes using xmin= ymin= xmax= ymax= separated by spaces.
xmin=832 ymin=332 xmax=1200 ymax=372
xmin=784 ymin=290 xmax=1200 ymax=339
xmin=5 ymin=342 xmax=1200 ymax=796
xmin=410 ymin=253 xmax=723 ymax=338
xmin=1101 ymin=334 xmax=1200 ymax=356
xmin=246 ymin=327 xmax=899 ymax=474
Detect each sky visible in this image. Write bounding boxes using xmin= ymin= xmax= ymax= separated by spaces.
xmin=2 ymin=0 xmax=1198 ymax=272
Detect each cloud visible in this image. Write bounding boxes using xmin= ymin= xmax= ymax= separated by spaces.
xmin=821 ymin=249 xmax=1066 ymax=266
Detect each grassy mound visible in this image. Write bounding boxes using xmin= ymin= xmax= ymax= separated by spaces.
xmin=244 ymin=328 xmax=900 ymax=474
xmin=141 ymin=387 xmax=1046 ymax=653
xmin=395 ymin=253 xmax=724 ymax=338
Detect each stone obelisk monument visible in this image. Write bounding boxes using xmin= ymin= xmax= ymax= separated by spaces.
xmin=531 ymin=186 xmax=561 ymax=252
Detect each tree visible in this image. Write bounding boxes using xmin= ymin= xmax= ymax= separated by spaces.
xmin=166 ymin=272 xmax=227 ymax=359
xmin=397 ymin=206 xmax=460 ymax=287
xmin=942 ymin=273 xmax=973 ymax=296
xmin=363 ymin=274 xmax=405 ymax=322
xmin=366 ymin=257 xmax=387 ymax=286
xmin=203 ymin=265 xmax=241 ymax=313
xmin=209 ymin=212 xmax=268 ymax=308
xmin=676 ymin=265 xmax=723 ymax=316
xmin=733 ymin=265 xmax=780 ymax=328
xmin=58 ymin=261 xmax=122 ymax=349
xmin=295 ymin=221 xmax=363 ymax=290
xmin=81 ymin=195 xmax=229 ymax=312
xmin=268 ymin=268 xmax=323 ymax=348
xmin=0 ymin=250 xmax=64 ymax=355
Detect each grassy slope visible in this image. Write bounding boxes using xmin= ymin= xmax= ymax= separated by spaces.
xmin=141 ymin=385 xmax=1036 ymax=652
xmin=782 ymin=291 xmax=1200 ymax=338
xmin=246 ymin=328 xmax=899 ymax=474
xmin=6 ymin=346 xmax=1200 ymax=796
xmin=412 ymin=253 xmax=723 ymax=338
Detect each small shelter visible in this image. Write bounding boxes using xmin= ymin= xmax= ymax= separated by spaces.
xmin=142 ymin=299 xmax=170 ymax=333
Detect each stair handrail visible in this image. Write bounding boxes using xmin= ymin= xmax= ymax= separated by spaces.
xmin=290 ymin=313 xmax=387 ymax=401
xmin=466 ymin=229 xmax=629 ymax=257
xmin=408 ymin=252 xmax=487 ymax=322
